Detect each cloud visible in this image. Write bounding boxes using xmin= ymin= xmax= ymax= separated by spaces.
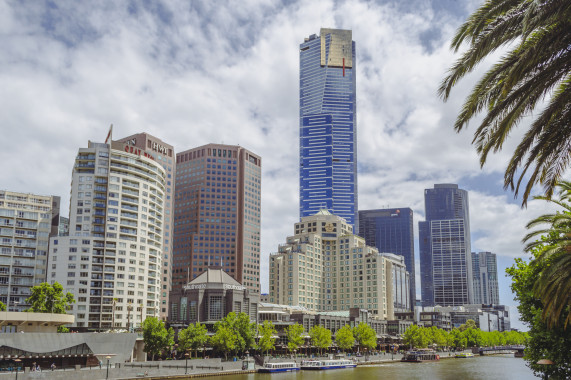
xmin=1 ymin=0 xmax=558 ymax=330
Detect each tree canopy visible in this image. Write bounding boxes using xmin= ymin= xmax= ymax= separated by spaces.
xmin=353 ymin=322 xmax=376 ymax=351
xmin=0 ymin=301 xmax=5 ymax=311
xmin=258 ymin=320 xmax=277 ymax=355
xmin=439 ymin=0 xmax=571 ymax=205
xmin=286 ymin=323 xmax=305 ymax=353
xmin=309 ymin=325 xmax=332 ymax=355
xmin=177 ymin=322 xmax=208 ymax=358
xmin=210 ymin=326 xmax=237 ymax=360
xmin=25 ymin=282 xmax=75 ymax=313
xmin=214 ymin=312 xmax=256 ymax=354
xmin=335 ymin=325 xmax=355 ymax=352
xmin=142 ymin=317 xmax=174 ymax=361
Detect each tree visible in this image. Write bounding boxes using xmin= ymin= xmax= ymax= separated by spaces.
xmin=0 ymin=301 xmax=5 ymax=311
xmin=459 ymin=319 xmax=477 ymax=332
xmin=57 ymin=325 xmax=70 ymax=333
xmin=214 ymin=312 xmax=256 ymax=355
xmin=335 ymin=325 xmax=355 ymax=352
xmin=352 ymin=322 xmax=377 ymax=351
xmin=258 ymin=320 xmax=277 ymax=355
xmin=210 ymin=326 xmax=237 ymax=361
xmin=25 ymin=282 xmax=75 ymax=313
xmin=178 ymin=322 xmax=208 ymax=358
xmin=403 ymin=325 xmax=428 ymax=349
xmin=142 ymin=317 xmax=174 ymax=361
xmin=449 ymin=328 xmax=467 ymax=349
xmin=438 ymin=0 xmax=571 ymax=205
xmin=286 ymin=323 xmax=305 ymax=353
xmin=522 ymin=181 xmax=571 ymax=329
xmin=309 ymin=325 xmax=332 ymax=355
xmin=507 ymin=245 xmax=571 ymax=378
xmin=431 ymin=326 xmax=447 ymax=348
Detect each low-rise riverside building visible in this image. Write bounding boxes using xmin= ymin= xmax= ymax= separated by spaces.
xmin=168 ymin=268 xmax=259 ymax=331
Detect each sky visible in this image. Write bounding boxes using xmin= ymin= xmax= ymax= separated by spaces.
xmin=1 ymin=0 xmax=560 ymax=331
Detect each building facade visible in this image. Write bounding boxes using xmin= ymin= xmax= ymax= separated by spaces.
xmin=419 ymin=184 xmax=473 ymax=307
xmin=172 ymin=144 xmax=261 ymax=299
xmin=0 ymin=191 xmax=60 ymax=311
xmin=48 ymin=136 xmax=168 ymax=329
xmin=269 ymin=210 xmax=409 ymax=319
xmin=115 ymin=133 xmax=175 ymax=319
xmin=169 ymin=268 xmax=259 ymax=329
xmin=471 ymin=251 xmax=500 ymax=305
xmin=358 ymin=208 xmax=415 ymax=310
xmin=299 ymin=28 xmax=358 ymax=228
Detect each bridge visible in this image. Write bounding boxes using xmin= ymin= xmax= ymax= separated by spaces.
xmin=478 ymin=345 xmax=525 ymax=357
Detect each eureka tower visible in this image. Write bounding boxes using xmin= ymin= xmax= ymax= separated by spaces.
xmin=299 ymin=28 xmax=358 ymax=228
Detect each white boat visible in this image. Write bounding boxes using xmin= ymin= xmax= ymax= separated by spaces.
xmin=300 ymin=359 xmax=356 ymax=370
xmin=258 ymin=362 xmax=300 ymax=373
xmin=455 ymin=352 xmax=474 ymax=358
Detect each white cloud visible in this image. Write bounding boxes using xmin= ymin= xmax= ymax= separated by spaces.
xmin=0 ymin=0 xmax=556 ymax=330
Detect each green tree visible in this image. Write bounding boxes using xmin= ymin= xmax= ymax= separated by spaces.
xmin=462 ymin=328 xmax=482 ymax=348
xmin=431 ymin=326 xmax=447 ymax=348
xmin=353 ymin=322 xmax=377 ymax=351
xmin=335 ymin=325 xmax=355 ymax=352
xmin=507 ymin=247 xmax=571 ymax=378
xmin=286 ymin=323 xmax=305 ymax=353
xmin=403 ymin=325 xmax=428 ymax=349
xmin=449 ymin=328 xmax=467 ymax=349
xmin=258 ymin=320 xmax=277 ymax=355
xmin=57 ymin=325 xmax=70 ymax=333
xmin=142 ymin=317 xmax=174 ymax=361
xmin=25 ymin=282 xmax=75 ymax=313
xmin=458 ymin=319 xmax=477 ymax=332
xmin=439 ymin=0 xmax=571 ymax=205
xmin=210 ymin=326 xmax=237 ymax=361
xmin=178 ymin=322 xmax=208 ymax=358
xmin=0 ymin=301 xmax=5 ymax=311
xmin=309 ymin=325 xmax=332 ymax=355
xmin=522 ymin=181 xmax=571 ymax=328
xmin=214 ymin=312 xmax=256 ymax=354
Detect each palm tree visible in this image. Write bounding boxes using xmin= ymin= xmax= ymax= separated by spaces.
xmin=523 ymin=181 xmax=571 ymax=328
xmin=439 ymin=0 xmax=571 ymax=205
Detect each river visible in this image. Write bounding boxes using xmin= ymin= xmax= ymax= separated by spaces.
xmin=209 ymin=354 xmax=537 ymax=380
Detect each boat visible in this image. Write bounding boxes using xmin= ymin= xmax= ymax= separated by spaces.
xmin=401 ymin=350 xmax=440 ymax=362
xmin=455 ymin=352 xmax=474 ymax=358
xmin=300 ymin=359 xmax=357 ymax=370
xmin=258 ymin=362 xmax=300 ymax=373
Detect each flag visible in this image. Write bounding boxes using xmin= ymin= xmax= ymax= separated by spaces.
xmin=105 ymin=124 xmax=113 ymax=145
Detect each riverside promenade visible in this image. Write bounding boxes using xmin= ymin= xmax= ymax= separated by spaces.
xmin=0 ymin=353 xmax=415 ymax=380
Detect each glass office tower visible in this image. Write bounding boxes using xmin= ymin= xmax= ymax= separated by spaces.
xmin=299 ymin=28 xmax=358 ymax=228
xmin=471 ymin=251 xmax=500 ymax=305
xmin=359 ymin=208 xmax=415 ymax=309
xmin=419 ymin=184 xmax=473 ymax=307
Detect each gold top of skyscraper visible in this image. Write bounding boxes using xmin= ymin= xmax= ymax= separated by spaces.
xmin=320 ymin=28 xmax=352 ymax=68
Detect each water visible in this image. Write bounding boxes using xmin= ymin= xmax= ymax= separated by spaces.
xmin=208 ymin=355 xmax=538 ymax=380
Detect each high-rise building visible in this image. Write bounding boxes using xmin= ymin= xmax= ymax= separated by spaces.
xmin=299 ymin=28 xmax=358 ymax=228
xmin=0 ymin=190 xmax=60 ymax=311
xmin=171 ymin=144 xmax=261 ymax=304
xmin=471 ymin=251 xmax=500 ymax=305
xmin=419 ymin=184 xmax=473 ymax=307
xmin=358 ymin=208 xmax=415 ymax=310
xmin=115 ymin=133 xmax=175 ymax=319
xmin=58 ymin=216 xmax=69 ymax=236
xmin=48 ymin=135 xmax=168 ymax=329
xmin=269 ymin=210 xmax=409 ymax=318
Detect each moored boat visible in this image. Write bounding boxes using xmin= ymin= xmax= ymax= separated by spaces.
xmin=258 ymin=362 xmax=300 ymax=373
xmin=455 ymin=352 xmax=474 ymax=358
xmin=401 ymin=350 xmax=440 ymax=362
xmin=300 ymin=359 xmax=356 ymax=370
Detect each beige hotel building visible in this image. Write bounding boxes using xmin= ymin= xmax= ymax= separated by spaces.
xmin=269 ymin=210 xmax=409 ymax=320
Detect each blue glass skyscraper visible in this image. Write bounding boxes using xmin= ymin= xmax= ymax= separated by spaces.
xmin=419 ymin=184 xmax=474 ymax=307
xmin=299 ymin=28 xmax=358 ymax=227
xmin=359 ymin=208 xmax=415 ymax=310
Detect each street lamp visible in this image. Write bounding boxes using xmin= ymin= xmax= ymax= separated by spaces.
xmin=105 ymin=355 xmax=111 ymax=380
xmin=185 ymin=352 xmax=190 ymax=374
xmin=537 ymin=359 xmax=554 ymax=380
xmin=14 ymin=358 xmax=21 ymax=380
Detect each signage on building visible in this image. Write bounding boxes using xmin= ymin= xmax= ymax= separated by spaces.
xmin=223 ymin=284 xmax=246 ymax=291
xmin=124 ymin=144 xmax=155 ymax=161
xmin=151 ymin=142 xmax=169 ymax=155
xmin=183 ymin=284 xmax=207 ymax=290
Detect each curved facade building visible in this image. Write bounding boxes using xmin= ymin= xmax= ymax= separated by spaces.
xmin=49 ymin=138 xmax=167 ymax=329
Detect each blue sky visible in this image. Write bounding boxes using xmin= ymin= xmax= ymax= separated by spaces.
xmin=0 ymin=0 xmax=559 ymax=330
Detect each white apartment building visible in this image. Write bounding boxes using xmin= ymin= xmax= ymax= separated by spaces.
xmin=269 ymin=210 xmax=409 ymax=319
xmin=48 ymin=139 xmax=166 ymax=329
xmin=0 ymin=191 xmax=60 ymax=311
